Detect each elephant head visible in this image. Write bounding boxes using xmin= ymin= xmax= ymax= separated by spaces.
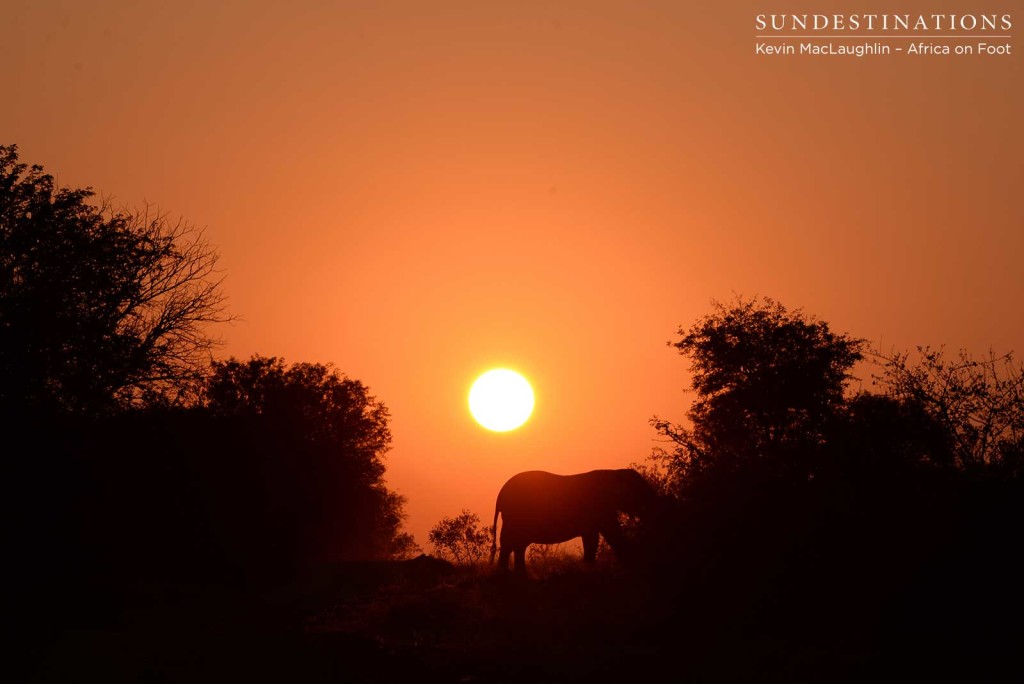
xmin=489 ymin=468 xmax=663 ymax=575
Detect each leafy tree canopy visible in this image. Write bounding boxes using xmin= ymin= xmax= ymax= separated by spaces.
xmin=203 ymin=355 xmax=411 ymax=561
xmin=652 ymin=296 xmax=865 ymax=490
xmin=0 ymin=143 xmax=229 ymax=415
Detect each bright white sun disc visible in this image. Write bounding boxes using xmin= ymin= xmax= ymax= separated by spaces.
xmin=469 ymin=369 xmax=534 ymax=432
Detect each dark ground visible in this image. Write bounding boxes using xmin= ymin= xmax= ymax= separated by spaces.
xmin=12 ymin=548 xmax=1021 ymax=684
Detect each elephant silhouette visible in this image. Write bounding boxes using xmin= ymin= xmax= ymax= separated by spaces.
xmin=490 ymin=468 xmax=661 ymax=575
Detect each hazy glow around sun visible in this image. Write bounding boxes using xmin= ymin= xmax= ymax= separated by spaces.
xmin=468 ymin=369 xmax=535 ymax=432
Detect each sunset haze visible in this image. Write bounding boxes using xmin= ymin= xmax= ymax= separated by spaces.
xmin=5 ymin=0 xmax=1021 ymax=547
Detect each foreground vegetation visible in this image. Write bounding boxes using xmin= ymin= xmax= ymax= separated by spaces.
xmin=17 ymin=541 xmax=1021 ymax=683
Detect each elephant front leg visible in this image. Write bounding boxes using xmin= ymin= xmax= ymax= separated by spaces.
xmin=511 ymin=545 xmax=529 ymax=575
xmin=582 ymin=532 xmax=599 ymax=563
xmin=600 ymin=521 xmax=628 ymax=559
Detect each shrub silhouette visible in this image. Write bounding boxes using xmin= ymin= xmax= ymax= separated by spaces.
xmin=428 ymin=510 xmax=491 ymax=565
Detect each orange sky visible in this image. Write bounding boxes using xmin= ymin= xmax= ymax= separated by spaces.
xmin=6 ymin=1 xmax=1021 ymax=547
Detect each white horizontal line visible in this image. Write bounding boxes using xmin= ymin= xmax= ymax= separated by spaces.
xmin=756 ymin=35 xmax=1011 ymax=39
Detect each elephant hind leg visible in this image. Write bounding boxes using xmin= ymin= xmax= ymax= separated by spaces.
xmin=497 ymin=547 xmax=512 ymax=573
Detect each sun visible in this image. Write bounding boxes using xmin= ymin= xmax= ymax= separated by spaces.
xmin=468 ymin=369 xmax=535 ymax=432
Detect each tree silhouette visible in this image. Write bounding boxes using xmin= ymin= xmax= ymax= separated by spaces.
xmin=203 ymin=355 xmax=411 ymax=562
xmin=0 ymin=143 xmax=229 ymax=416
xmin=641 ymin=297 xmax=1024 ymax=679
xmin=833 ymin=392 xmax=955 ymax=479
xmin=651 ymin=295 xmax=865 ymax=491
xmin=870 ymin=346 xmax=1024 ymax=477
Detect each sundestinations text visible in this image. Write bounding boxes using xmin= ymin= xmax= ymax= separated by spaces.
xmin=755 ymin=14 xmax=1012 ymax=32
